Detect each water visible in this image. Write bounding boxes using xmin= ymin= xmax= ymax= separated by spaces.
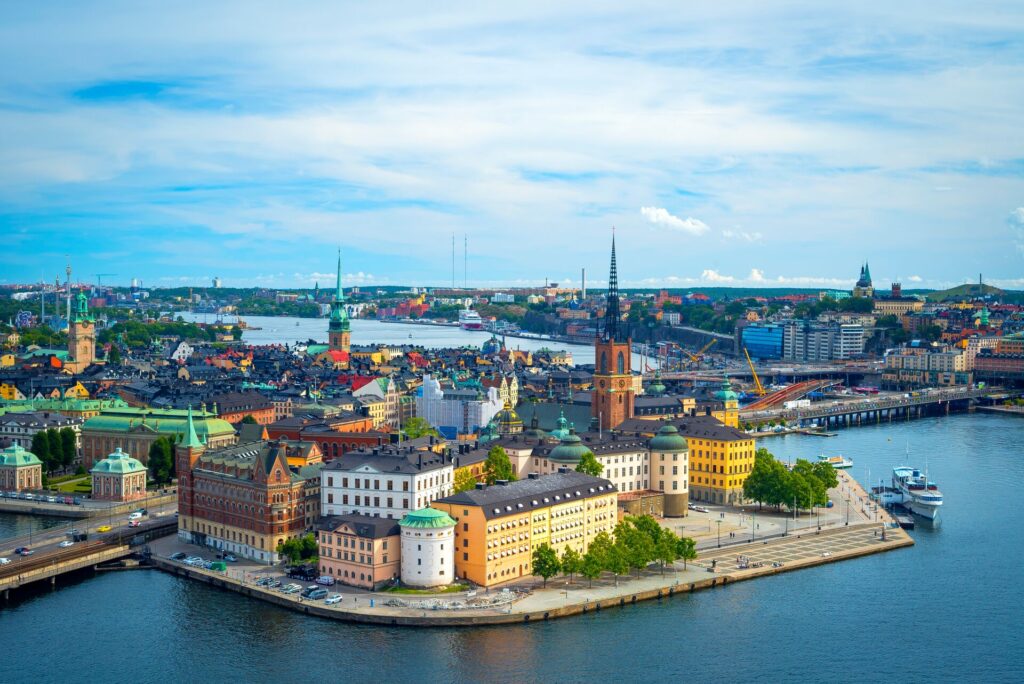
xmin=0 ymin=513 xmax=72 ymax=546
xmin=3 ymin=412 xmax=1021 ymax=682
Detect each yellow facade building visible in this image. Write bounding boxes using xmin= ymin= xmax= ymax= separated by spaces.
xmin=432 ymin=470 xmax=618 ymax=587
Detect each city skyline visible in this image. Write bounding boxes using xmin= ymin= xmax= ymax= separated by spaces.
xmin=2 ymin=3 xmax=1023 ymax=289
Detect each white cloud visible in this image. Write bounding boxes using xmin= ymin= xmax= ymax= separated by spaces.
xmin=748 ymin=268 xmax=767 ymax=283
xmin=640 ymin=207 xmax=710 ymax=236
xmin=722 ymin=229 xmax=763 ymax=242
xmin=700 ymin=269 xmax=735 ymax=283
xmin=907 ymin=275 xmax=923 ymax=282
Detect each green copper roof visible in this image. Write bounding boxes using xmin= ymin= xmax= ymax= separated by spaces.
xmin=0 ymin=444 xmax=43 ymax=467
xmin=71 ymin=290 xmax=94 ymax=324
xmin=91 ymin=447 xmax=146 ymax=474
xmin=329 ymin=248 xmax=350 ymax=332
xmin=549 ymin=408 xmax=570 ymax=440
xmin=82 ymin=408 xmax=235 ymax=439
xmin=182 ymin=404 xmax=204 ymax=449
xmin=548 ymin=430 xmax=592 ymax=464
xmin=715 ymin=378 xmax=739 ymax=402
xmin=649 ymin=424 xmax=688 ymax=452
xmin=399 ymin=507 xmax=456 ymax=529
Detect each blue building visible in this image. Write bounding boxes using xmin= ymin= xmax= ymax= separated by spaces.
xmin=742 ymin=323 xmax=784 ymax=360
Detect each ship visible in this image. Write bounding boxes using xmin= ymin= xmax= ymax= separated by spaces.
xmin=459 ymin=307 xmax=484 ymax=330
xmin=817 ymin=454 xmax=854 ymax=469
xmin=891 ymin=465 xmax=943 ymax=520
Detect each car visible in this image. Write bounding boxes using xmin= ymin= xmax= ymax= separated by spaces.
xmin=128 ymin=512 xmax=143 ymax=521
xmin=0 ymin=557 xmax=10 ymax=565
xmin=97 ymin=525 xmax=112 ymax=533
xmin=202 ymin=560 xmax=214 ymax=569
xmin=324 ymin=593 xmax=343 ymax=605
xmin=281 ymin=583 xmax=302 ymax=594
xmin=47 ymin=496 xmax=58 ymax=503
xmin=223 ymin=553 xmax=237 ymax=562
xmin=184 ymin=556 xmax=203 ymax=566
xmin=22 ymin=493 xmax=34 ymax=500
xmin=169 ymin=552 xmax=187 ymax=561
xmin=316 ymin=575 xmax=336 ymax=586
xmin=255 ymin=576 xmax=272 ymax=586
xmin=17 ymin=547 xmax=33 ymax=556
xmin=72 ymin=497 xmax=82 ymax=505
xmin=59 ymin=540 xmax=74 ymax=548
xmin=301 ymin=586 xmax=328 ymax=600
xmin=267 ymin=579 xmax=282 ymax=588
xmin=128 ymin=520 xmax=141 ymax=528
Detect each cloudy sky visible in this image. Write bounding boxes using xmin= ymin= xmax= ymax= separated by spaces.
xmin=2 ymin=1 xmax=1023 ymax=290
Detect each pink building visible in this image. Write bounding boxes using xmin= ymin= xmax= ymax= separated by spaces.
xmin=90 ymin=447 xmax=148 ymax=502
xmin=0 ymin=445 xmax=43 ymax=491
xmin=317 ymin=514 xmax=400 ymax=590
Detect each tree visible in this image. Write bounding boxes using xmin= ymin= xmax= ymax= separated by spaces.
xmin=483 ymin=446 xmax=516 ymax=485
xmin=581 ymin=549 xmax=604 ymax=588
xmin=148 ymin=436 xmax=175 ymax=485
xmin=575 ymin=451 xmax=604 ymax=477
xmin=675 ymin=536 xmax=697 ymax=570
xmin=560 ymin=546 xmax=583 ymax=583
xmin=583 ymin=531 xmax=615 ymax=587
xmin=277 ymin=533 xmax=318 ymax=564
xmin=606 ymin=538 xmax=630 ymax=586
xmin=240 ymin=414 xmax=258 ymax=424
xmin=107 ymin=345 xmax=122 ymax=365
xmin=60 ymin=428 xmax=77 ymax=469
xmin=615 ymin=518 xmax=655 ymax=578
xmin=401 ymin=416 xmax=439 ymax=440
xmin=46 ymin=429 xmax=65 ymax=471
xmin=653 ymin=527 xmax=681 ymax=575
xmin=31 ymin=431 xmax=51 ymax=472
xmin=531 ymin=543 xmax=561 ymax=587
xmin=453 ymin=468 xmax=478 ymax=493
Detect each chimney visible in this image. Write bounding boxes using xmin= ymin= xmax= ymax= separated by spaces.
xmin=557 ymin=467 xmax=569 ymax=474
xmin=528 ymin=472 xmax=540 ymax=480
xmin=475 ymin=482 xmax=487 ymax=490
xmin=496 ymin=479 xmax=509 ymax=486
xmin=418 ymin=454 xmax=422 ymax=468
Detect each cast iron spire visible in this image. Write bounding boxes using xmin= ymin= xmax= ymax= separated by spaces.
xmin=603 ymin=230 xmax=621 ymax=341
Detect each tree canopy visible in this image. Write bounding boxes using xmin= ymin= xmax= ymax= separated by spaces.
xmin=575 ymin=451 xmax=604 ymax=477
xmin=483 ymin=446 xmax=516 ymax=484
xmin=742 ymin=447 xmax=836 ymax=510
xmin=531 ymin=543 xmax=561 ymax=586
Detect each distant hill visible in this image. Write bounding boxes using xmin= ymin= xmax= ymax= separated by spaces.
xmin=925 ymin=283 xmax=1005 ymax=302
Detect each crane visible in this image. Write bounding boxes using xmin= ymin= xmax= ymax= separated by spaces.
xmin=743 ymin=347 xmax=766 ymax=397
xmin=685 ymin=339 xmax=718 ymax=363
xmin=95 ymin=273 xmax=118 ymax=288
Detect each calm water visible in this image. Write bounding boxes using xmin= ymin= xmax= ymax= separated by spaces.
xmin=3 ymin=412 xmax=1022 ymax=683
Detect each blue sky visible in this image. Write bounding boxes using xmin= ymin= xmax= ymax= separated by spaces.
xmin=1 ymin=2 xmax=1023 ymax=290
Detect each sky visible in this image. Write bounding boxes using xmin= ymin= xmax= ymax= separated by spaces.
xmin=1 ymin=1 xmax=1023 ymax=291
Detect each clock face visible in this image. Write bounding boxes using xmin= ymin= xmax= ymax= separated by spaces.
xmin=599 ymin=380 xmax=606 ymax=388
xmin=618 ymin=380 xmax=626 ymax=388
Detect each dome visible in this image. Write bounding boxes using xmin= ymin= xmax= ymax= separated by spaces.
xmin=715 ymin=378 xmax=739 ymax=402
xmin=0 ymin=444 xmax=42 ymax=467
xmin=649 ymin=424 xmax=687 ymax=452
xmin=399 ymin=507 xmax=456 ymax=529
xmin=495 ymin=400 xmax=523 ymax=434
xmin=647 ymin=370 xmax=667 ymax=397
xmin=482 ymin=335 xmax=501 ymax=355
xmin=549 ymin=409 xmax=570 ymax=441
xmin=91 ymin=447 xmax=146 ymax=474
xmin=548 ymin=429 xmax=592 ymax=464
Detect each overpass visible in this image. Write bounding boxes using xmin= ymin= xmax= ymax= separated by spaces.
xmin=742 ymin=379 xmax=840 ymax=412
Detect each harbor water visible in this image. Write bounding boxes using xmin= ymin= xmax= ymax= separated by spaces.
xmin=3 ymin=412 xmax=1022 ymax=682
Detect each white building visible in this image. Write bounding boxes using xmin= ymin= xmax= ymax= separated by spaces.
xmin=399 ymin=507 xmax=456 ymax=588
xmin=0 ymin=411 xmax=83 ymax=451
xmin=415 ymin=374 xmax=503 ymax=439
xmin=320 ymin=446 xmax=454 ymax=520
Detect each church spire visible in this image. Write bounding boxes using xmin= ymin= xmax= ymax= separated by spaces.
xmin=182 ymin=404 xmax=203 ymax=449
xmin=603 ymin=230 xmax=621 ymax=341
xmin=335 ymin=247 xmax=345 ymax=303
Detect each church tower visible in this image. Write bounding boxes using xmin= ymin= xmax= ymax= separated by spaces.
xmin=175 ymin=405 xmax=206 ymax=542
xmin=67 ymin=290 xmax=95 ymax=372
xmin=591 ymin=233 xmax=634 ymax=430
xmin=328 ymin=248 xmax=351 ymax=353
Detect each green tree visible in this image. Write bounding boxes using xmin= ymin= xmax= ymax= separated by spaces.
xmin=107 ymin=345 xmax=122 ymax=365
xmin=148 ymin=436 xmax=175 ymax=485
xmin=60 ymin=428 xmax=78 ymax=468
xmin=675 ymin=536 xmax=697 ymax=570
xmin=401 ymin=416 xmax=439 ymax=440
xmin=653 ymin=527 xmax=681 ymax=575
xmin=581 ymin=548 xmax=604 ymax=587
xmin=606 ymin=538 xmax=630 ymax=586
xmin=240 ymin=414 xmax=258 ymax=425
xmin=45 ymin=429 xmax=65 ymax=470
xmin=31 ymin=431 xmax=51 ymax=472
xmin=531 ymin=543 xmax=561 ymax=587
xmin=583 ymin=531 xmax=615 ymax=587
xmin=575 ymin=451 xmax=604 ymax=477
xmin=615 ymin=518 xmax=655 ymax=578
xmin=453 ymin=468 xmax=478 ymax=493
xmin=483 ymin=446 xmax=516 ymax=485
xmin=560 ymin=546 xmax=583 ymax=583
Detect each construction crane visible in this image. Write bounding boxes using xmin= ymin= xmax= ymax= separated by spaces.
xmin=685 ymin=339 xmax=718 ymax=363
xmin=743 ymin=347 xmax=766 ymax=397
xmin=95 ymin=273 xmax=118 ymax=288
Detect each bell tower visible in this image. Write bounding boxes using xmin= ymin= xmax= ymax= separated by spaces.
xmin=67 ymin=290 xmax=95 ymax=372
xmin=591 ymin=232 xmax=634 ymax=430
xmin=328 ymin=248 xmax=351 ymax=353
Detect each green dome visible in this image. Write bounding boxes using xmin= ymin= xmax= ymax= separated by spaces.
xmin=549 ymin=409 xmax=570 ymax=441
xmin=91 ymin=447 xmax=147 ymax=474
xmin=548 ymin=430 xmax=592 ymax=464
xmin=649 ymin=424 xmax=687 ymax=452
xmin=715 ymin=378 xmax=739 ymax=402
xmin=647 ymin=370 xmax=667 ymax=397
xmin=400 ymin=507 xmax=456 ymax=529
xmin=0 ymin=444 xmax=42 ymax=467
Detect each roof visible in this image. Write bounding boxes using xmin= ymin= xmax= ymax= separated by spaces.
xmin=82 ymin=407 xmax=236 ymax=440
xmin=547 ymin=432 xmax=592 ymax=463
xmin=436 ymin=471 xmax=616 ymax=520
xmin=616 ymin=415 xmax=752 ymax=442
xmin=649 ymin=424 xmax=688 ymax=452
xmin=0 ymin=444 xmax=42 ymax=468
xmin=318 ymin=513 xmax=400 ymax=539
xmin=322 ymin=446 xmax=451 ymax=475
xmin=399 ymin=507 xmax=456 ymax=529
xmin=91 ymin=447 xmax=146 ymax=474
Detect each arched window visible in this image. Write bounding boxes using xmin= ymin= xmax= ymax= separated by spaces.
xmin=617 ymin=351 xmax=624 ymax=374
xmin=600 ymin=352 xmax=608 ymax=374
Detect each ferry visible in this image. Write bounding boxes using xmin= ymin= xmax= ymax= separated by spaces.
xmin=891 ymin=466 xmax=943 ymax=520
xmin=458 ymin=307 xmax=484 ymax=331
xmin=817 ymin=454 xmax=854 ymax=469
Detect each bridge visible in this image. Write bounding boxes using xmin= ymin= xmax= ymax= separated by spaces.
xmin=742 ymin=379 xmax=840 ymax=412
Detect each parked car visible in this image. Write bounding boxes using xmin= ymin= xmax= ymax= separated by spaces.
xmin=59 ymin=540 xmax=74 ymax=548
xmin=324 ymin=593 xmax=343 ymax=605
xmin=267 ymin=579 xmax=282 ymax=588
xmin=97 ymin=525 xmax=112 ymax=533
xmin=223 ymin=553 xmax=237 ymax=562
xmin=169 ymin=552 xmax=187 ymax=561
xmin=0 ymin=557 xmax=11 ymax=565
xmin=184 ymin=556 xmax=203 ymax=566
xmin=281 ymin=583 xmax=302 ymax=594
xmin=316 ymin=575 xmax=336 ymax=586
xmin=72 ymin=497 xmax=82 ymax=505
xmin=46 ymin=496 xmax=58 ymax=503
xmin=301 ymin=586 xmax=328 ymax=600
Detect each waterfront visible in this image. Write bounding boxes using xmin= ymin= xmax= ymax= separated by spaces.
xmin=2 ymin=412 xmax=1022 ymax=682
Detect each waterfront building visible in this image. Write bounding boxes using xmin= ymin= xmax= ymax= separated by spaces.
xmin=328 ymin=249 xmax=351 ymax=354
xmin=852 ymin=262 xmax=874 ymax=298
xmin=399 ymin=507 xmax=456 ymax=588
xmin=64 ymin=291 xmax=96 ymax=374
xmin=80 ymin=405 xmax=237 ymax=468
xmin=320 ymin=446 xmax=454 ymax=520
xmin=592 ymin=235 xmax=635 ymax=430
xmin=0 ymin=444 xmax=43 ymax=491
xmin=316 ymin=513 xmax=400 ymax=590
xmin=176 ymin=409 xmax=322 ymax=562
xmin=431 ymin=470 xmax=618 ymax=587
xmin=90 ymin=447 xmax=148 ymax=502
xmin=415 ymin=373 xmax=503 ymax=438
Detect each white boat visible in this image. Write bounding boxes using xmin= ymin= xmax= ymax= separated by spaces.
xmin=891 ymin=465 xmax=943 ymax=520
xmin=818 ymin=454 xmax=854 ymax=469
xmin=459 ymin=307 xmax=484 ymax=330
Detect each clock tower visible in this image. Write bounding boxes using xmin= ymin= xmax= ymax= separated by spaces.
xmin=328 ymin=248 xmax=351 ymax=353
xmin=591 ymin=233 xmax=634 ymax=430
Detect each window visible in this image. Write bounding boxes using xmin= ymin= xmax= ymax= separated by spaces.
xmin=659 ymin=465 xmax=664 ymax=475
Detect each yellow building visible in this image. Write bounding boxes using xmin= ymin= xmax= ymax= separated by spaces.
xmin=432 ymin=470 xmax=618 ymax=587
xmin=0 ymin=354 xmax=15 ymax=369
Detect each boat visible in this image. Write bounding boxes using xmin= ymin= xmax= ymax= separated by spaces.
xmin=891 ymin=465 xmax=943 ymax=520
xmin=458 ymin=307 xmax=484 ymax=331
xmin=817 ymin=454 xmax=854 ymax=469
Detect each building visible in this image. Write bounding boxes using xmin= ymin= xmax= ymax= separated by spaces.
xmin=415 ymin=374 xmax=503 ymax=438
xmin=320 ymin=446 xmax=454 ymax=520
xmin=431 ymin=470 xmax=618 ymax=587
xmin=317 ymin=514 xmax=401 ymax=590
xmin=852 ymin=262 xmax=874 ymax=299
xmin=0 ymin=411 xmax=83 ymax=450
xmin=741 ymin=323 xmax=784 ymax=359
xmin=399 ymin=507 xmax=456 ymax=588
xmin=328 ymin=249 xmax=351 ymax=354
xmin=176 ymin=409 xmax=322 ymax=562
xmin=352 ymin=377 xmax=400 ymax=428
xmin=65 ymin=291 xmax=96 ymax=374
xmin=0 ymin=444 xmax=43 ymax=491
xmin=873 ymin=283 xmax=925 ymax=316
xmin=80 ymin=406 xmax=237 ymax=468
xmin=592 ymin=235 xmax=635 ymax=430
xmin=782 ymin=320 xmax=864 ymax=361
xmin=90 ymin=447 xmax=148 ymax=502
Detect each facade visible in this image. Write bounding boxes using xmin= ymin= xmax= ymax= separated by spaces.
xmin=782 ymin=320 xmax=864 ymax=362
xmin=399 ymin=507 xmax=457 ymax=588
xmin=682 ymin=419 xmax=756 ymax=505
xmin=432 ymin=471 xmax=618 ymax=587
xmin=176 ymin=410 xmax=322 ymax=562
xmin=0 ymin=411 xmax=83 ymax=450
xmin=352 ymin=377 xmax=400 ymax=428
xmin=81 ymin=406 xmax=236 ymax=467
xmin=742 ymin=323 xmax=784 ymax=359
xmin=328 ymin=249 xmax=351 ymax=354
xmin=317 ymin=514 xmax=400 ymax=590
xmin=65 ymin=291 xmax=96 ymax=374
xmin=320 ymin=446 xmax=454 ymax=520
xmin=90 ymin=447 xmax=148 ymax=502
xmin=592 ymin=235 xmax=635 ymax=430
xmin=852 ymin=262 xmax=874 ymax=299
xmin=416 ymin=374 xmax=503 ymax=438
xmin=0 ymin=444 xmax=43 ymax=491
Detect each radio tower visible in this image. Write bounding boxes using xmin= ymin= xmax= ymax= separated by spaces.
xmin=65 ymin=258 xmax=72 ymax=323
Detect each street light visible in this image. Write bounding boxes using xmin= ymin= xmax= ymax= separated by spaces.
xmin=716 ymin=519 xmax=722 ymax=548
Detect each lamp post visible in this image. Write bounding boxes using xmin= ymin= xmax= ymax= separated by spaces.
xmin=751 ymin=509 xmax=756 ymax=542
xmin=716 ymin=519 xmax=722 ymax=548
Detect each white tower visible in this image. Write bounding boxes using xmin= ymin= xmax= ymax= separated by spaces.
xmin=400 ymin=507 xmax=456 ymax=588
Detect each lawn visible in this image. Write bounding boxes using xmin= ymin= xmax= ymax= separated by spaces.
xmin=383 ymin=583 xmax=470 ymax=595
